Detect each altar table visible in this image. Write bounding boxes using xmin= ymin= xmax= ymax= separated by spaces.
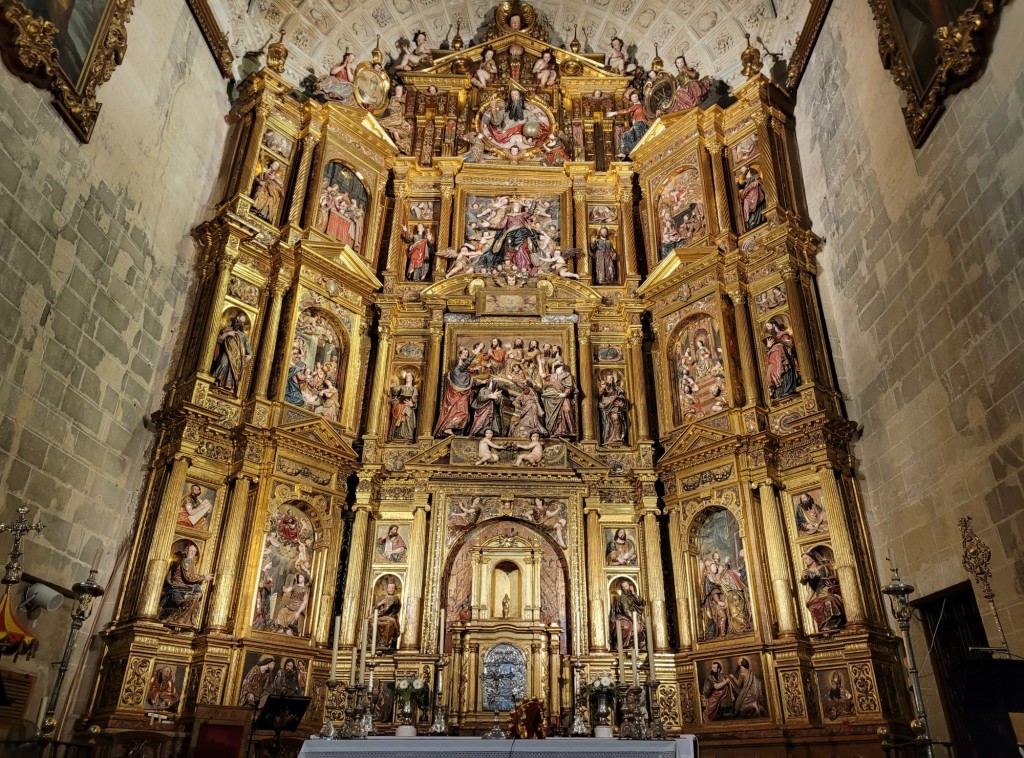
xmin=298 ymin=736 xmax=698 ymax=758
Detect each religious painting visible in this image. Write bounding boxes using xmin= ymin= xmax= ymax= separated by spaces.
xmin=671 ymin=316 xmax=729 ymax=423
xmin=210 ymin=308 xmax=253 ymax=396
xmin=454 ymin=195 xmax=563 ymax=278
xmin=754 ymin=284 xmax=787 ymax=315
xmin=369 ymin=679 xmax=398 ymax=724
xmin=697 ymin=655 xmax=768 ymax=722
xmin=433 ymin=331 xmax=576 ymax=441
xmin=793 ymin=489 xmax=829 ymax=537
xmin=250 ymin=154 xmax=287 ymax=225
xmin=658 ymin=167 xmax=707 ymax=258
xmin=314 ymin=162 xmax=369 ymax=252
xmin=145 ymin=663 xmax=185 ymax=713
xmin=609 ymin=577 xmax=647 ymax=651
xmin=594 ymin=345 xmax=624 ymax=363
xmin=695 ymin=509 xmax=753 ymax=641
xmin=159 ymin=538 xmax=211 ymax=629
xmin=7 ymin=0 xmax=130 ymax=141
xmin=735 ymin=162 xmax=766 ymax=234
xmin=588 ymin=204 xmax=618 ymax=224
xmin=761 ymin=314 xmax=801 ymax=402
xmin=800 ymin=545 xmax=846 ymax=634
xmin=261 ymin=127 xmax=293 ymax=159
xmin=476 ymin=89 xmax=555 ymax=156
xmin=252 ymin=504 xmax=315 ymax=637
xmin=605 ymin=528 xmax=638 ymax=566
xmin=285 ymin=308 xmax=344 ymax=421
xmin=732 ymin=133 xmax=759 ymax=165
xmin=374 ymin=524 xmax=409 ymax=564
xmin=176 ymin=480 xmax=216 ymax=532
xmin=444 ymin=495 xmax=568 ymax=551
xmin=370 ymin=574 xmax=403 ymax=653
xmin=817 ymin=668 xmax=856 ymax=721
xmin=237 ymin=651 xmax=310 ymax=707
xmin=478 ymin=290 xmax=542 ymax=316
xmin=352 ymin=61 xmax=389 ymax=114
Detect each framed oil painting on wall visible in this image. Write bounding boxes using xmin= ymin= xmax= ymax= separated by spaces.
xmin=0 ymin=0 xmax=135 ymax=142
xmin=870 ymin=0 xmax=1010 ymax=146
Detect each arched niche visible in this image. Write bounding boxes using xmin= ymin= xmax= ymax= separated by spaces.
xmin=251 ymin=499 xmax=318 ymax=638
xmin=490 ymin=560 xmax=522 ymax=619
xmin=669 ymin=314 xmax=730 ymax=425
xmin=690 ymin=506 xmax=754 ymax=642
xmin=284 ymin=306 xmax=348 ymax=423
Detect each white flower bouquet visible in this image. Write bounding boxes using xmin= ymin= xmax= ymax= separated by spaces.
xmin=395 ymin=676 xmax=429 ymax=705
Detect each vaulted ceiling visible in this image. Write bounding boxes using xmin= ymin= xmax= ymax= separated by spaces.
xmin=218 ymin=0 xmax=809 ymax=86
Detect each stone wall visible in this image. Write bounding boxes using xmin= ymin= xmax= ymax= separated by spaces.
xmin=0 ymin=1 xmax=229 ymax=714
xmin=796 ymin=0 xmax=1024 ymax=740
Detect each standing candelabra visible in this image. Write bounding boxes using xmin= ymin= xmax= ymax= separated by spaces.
xmin=338 ymin=684 xmax=369 ymax=739
xmin=568 ymin=658 xmax=589 ymax=737
xmin=362 ymin=658 xmax=378 ymax=736
xmin=318 ymin=680 xmax=340 ymax=739
xmin=881 ymin=557 xmax=934 ymax=758
xmin=617 ymin=684 xmax=648 ymax=740
xmin=644 ymin=679 xmax=667 ymax=739
xmin=429 ymin=655 xmax=448 ymax=735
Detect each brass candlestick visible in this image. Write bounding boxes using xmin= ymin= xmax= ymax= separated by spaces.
xmin=429 ymin=655 xmax=449 ymax=735
xmin=318 ymin=680 xmax=340 ymax=739
xmin=568 ymin=658 xmax=589 ymax=736
xmin=617 ymin=685 xmax=647 ymax=740
xmin=362 ymin=659 xmax=378 ymax=736
xmin=644 ymin=679 xmax=667 ymax=739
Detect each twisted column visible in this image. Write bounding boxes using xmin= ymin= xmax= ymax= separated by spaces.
xmin=728 ymin=291 xmax=762 ymax=407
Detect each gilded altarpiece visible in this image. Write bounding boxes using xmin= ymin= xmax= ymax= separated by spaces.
xmin=89 ymin=7 xmax=909 ymax=755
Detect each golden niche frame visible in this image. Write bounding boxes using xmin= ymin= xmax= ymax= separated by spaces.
xmin=0 ymin=0 xmax=134 ymax=142
xmin=869 ymin=0 xmax=1010 ymax=148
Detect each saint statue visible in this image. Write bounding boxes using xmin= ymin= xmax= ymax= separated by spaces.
xmin=800 ymin=552 xmax=846 ymax=632
xmin=274 ymin=572 xmax=310 ymax=636
xmin=159 ymin=543 xmax=213 ymax=629
xmin=403 ymin=223 xmax=435 ymax=281
xmin=502 ymin=594 xmax=511 ymax=619
xmin=764 ymin=317 xmax=800 ymax=400
xmin=598 ymin=373 xmax=628 ymax=446
xmin=607 ymin=91 xmax=648 ymax=159
xmin=389 ymin=371 xmax=418 ymax=441
xmin=589 ymin=226 xmax=618 ymax=285
xmin=372 ymin=579 xmax=402 ymax=651
xmin=434 ymin=343 xmax=484 ymax=436
xmin=609 ymin=578 xmax=646 ymax=650
xmin=210 ymin=312 xmax=252 ymax=394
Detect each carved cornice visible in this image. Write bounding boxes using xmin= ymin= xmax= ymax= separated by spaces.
xmin=785 ymin=0 xmax=833 ymax=93
xmin=185 ymin=0 xmax=232 ymax=78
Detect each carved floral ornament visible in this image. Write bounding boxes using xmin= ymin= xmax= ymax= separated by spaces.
xmin=0 ymin=0 xmax=134 ymax=142
xmin=869 ymin=0 xmax=1010 ymax=147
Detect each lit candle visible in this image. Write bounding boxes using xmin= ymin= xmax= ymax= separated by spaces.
xmin=439 ymin=607 xmax=446 ymax=643
xmin=370 ymin=608 xmax=379 ymax=658
xmin=359 ymin=617 xmax=368 ymax=684
xmin=91 ymin=548 xmax=102 ymax=573
xmin=887 ymin=547 xmax=896 ymax=569
xmin=349 ymin=647 xmax=357 ymax=686
xmin=330 ymin=615 xmax=340 ymax=680
xmin=616 ymin=613 xmax=625 ymax=683
xmin=631 ymin=611 xmax=640 ymax=687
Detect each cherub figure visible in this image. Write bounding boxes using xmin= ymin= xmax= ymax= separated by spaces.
xmin=536 ymin=247 xmax=580 ymax=279
xmin=604 ymin=37 xmax=636 ymax=76
xmin=472 ymin=47 xmax=498 ymax=88
xmin=460 ymin=130 xmax=490 ymax=163
xmin=396 ymin=31 xmax=432 ymax=71
xmin=474 ymin=429 xmax=506 ymax=464
xmin=438 ymin=244 xmax=485 ymax=278
xmin=515 ymin=432 xmax=545 ymax=466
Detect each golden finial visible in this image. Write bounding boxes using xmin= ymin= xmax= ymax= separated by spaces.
xmin=570 ymin=24 xmax=581 ymax=54
xmin=651 ymin=43 xmax=663 ymax=72
xmin=452 ymin=19 xmax=464 ymax=51
xmin=267 ymin=30 xmax=288 ymax=74
xmin=741 ymin=33 xmax=762 ymax=78
xmin=372 ymin=34 xmax=383 ymax=65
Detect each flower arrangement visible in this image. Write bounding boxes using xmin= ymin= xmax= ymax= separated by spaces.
xmin=395 ymin=677 xmax=429 ymax=705
xmin=582 ymin=675 xmax=617 ymax=699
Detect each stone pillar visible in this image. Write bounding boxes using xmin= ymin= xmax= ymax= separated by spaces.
xmin=363 ymin=321 xmax=394 ymax=439
xmin=584 ymin=501 xmax=607 ymax=650
xmin=577 ymin=319 xmax=597 ymax=444
xmin=728 ymin=291 xmax=762 ymax=407
xmin=198 ymin=256 xmax=239 ymax=376
xmin=207 ymin=474 xmax=254 ymax=630
xmin=403 ymin=497 xmax=430 ymax=649
xmin=254 ymin=275 xmax=290 ymax=399
xmin=666 ymin=505 xmax=692 ymax=649
xmin=816 ymin=466 xmax=867 ymax=627
xmin=639 ymin=487 xmax=668 ymax=651
xmin=757 ymin=483 xmax=800 ymax=636
xmin=418 ymin=314 xmax=444 ymax=438
xmin=626 ymin=325 xmax=651 ymax=442
xmin=780 ymin=266 xmax=817 ymax=385
xmin=139 ymin=455 xmax=191 ymax=618
xmin=341 ymin=477 xmax=374 ymax=645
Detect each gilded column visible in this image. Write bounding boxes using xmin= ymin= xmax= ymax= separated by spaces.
xmin=207 ymin=474 xmax=254 ymax=630
xmin=363 ymin=320 xmax=394 ymax=439
xmin=757 ymin=482 xmax=800 ymax=636
xmin=751 ymin=110 xmax=780 ymax=213
xmin=816 ymin=466 xmax=867 ymax=626
xmin=639 ymin=484 xmax=668 ymax=650
xmin=239 ymin=102 xmax=272 ymax=198
xmin=625 ymin=324 xmax=650 ymax=442
xmin=449 ymin=628 xmax=463 ymax=722
xmin=584 ymin=500 xmax=607 ymax=650
xmin=704 ymin=134 xmax=733 ymax=240
xmin=780 ymin=266 xmax=818 ymax=385
xmin=567 ymin=164 xmax=590 ymax=280
xmin=418 ymin=313 xmax=444 ymax=438
xmin=198 ymin=255 xmax=240 ymax=376
xmin=139 ymin=454 xmax=192 ymax=618
xmin=288 ymin=129 xmax=320 ymax=227
xmin=403 ymin=496 xmax=430 ymax=649
xmin=614 ymin=164 xmax=639 ymax=276
xmin=728 ymin=291 xmax=762 ymax=407
xmin=436 ymin=168 xmax=456 ymax=249
xmin=665 ymin=505 xmax=692 ymax=649
xmin=341 ymin=476 xmax=374 ymax=645
xmin=577 ymin=318 xmax=596 ymax=443
xmin=254 ymin=273 xmax=290 ymax=399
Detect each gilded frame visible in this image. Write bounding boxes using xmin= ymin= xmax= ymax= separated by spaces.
xmin=869 ymin=0 xmax=1009 ymax=147
xmin=0 ymin=0 xmax=134 ymax=142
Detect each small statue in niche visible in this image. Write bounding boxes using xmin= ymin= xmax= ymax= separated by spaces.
xmin=474 ymin=429 xmax=507 ymax=465
xmin=502 ymin=594 xmax=511 ymax=619
xmin=598 ymin=373 xmax=628 ymax=446
xmin=371 ymin=578 xmax=403 ymax=651
xmin=737 ymin=165 xmax=767 ymax=230
xmin=159 ymin=543 xmax=213 ymax=629
xmin=389 ymin=371 xmax=419 ymax=441
xmin=800 ymin=549 xmax=846 ymax=633
xmin=763 ymin=316 xmax=801 ymax=400
xmin=395 ymin=31 xmax=432 ymax=71
xmin=251 ymin=160 xmax=285 ymax=223
xmin=606 ymin=90 xmax=648 ymax=159
xmin=609 ymin=577 xmax=646 ymax=650
xmin=402 ymin=223 xmax=435 ymax=282
xmin=589 ymin=226 xmax=618 ymax=285
xmin=210 ymin=312 xmax=252 ymax=394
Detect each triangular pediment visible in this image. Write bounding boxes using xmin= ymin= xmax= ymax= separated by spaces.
xmin=658 ymin=420 xmax=735 ymax=464
xmin=275 ymin=414 xmax=357 ymax=458
xmin=636 ymin=245 xmax=720 ymax=301
xmin=297 ymin=238 xmax=384 ymax=296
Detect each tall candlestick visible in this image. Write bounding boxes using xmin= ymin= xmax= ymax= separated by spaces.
xmin=616 ymin=614 xmax=625 ymax=683
xmin=359 ymin=617 xmax=369 ymax=684
xmin=631 ymin=611 xmax=640 ymax=687
xmin=370 ymin=609 xmax=379 ymax=658
xmin=645 ymin=610 xmax=655 ymax=679
xmin=91 ymin=548 xmax=102 ymax=573
xmin=330 ymin=615 xmax=341 ymax=680
xmin=349 ymin=647 xmax=357 ymax=686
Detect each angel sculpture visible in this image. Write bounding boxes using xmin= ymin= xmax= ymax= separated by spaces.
xmin=460 ymin=130 xmax=490 ymax=163
xmin=438 ymin=245 xmax=483 ymax=278
xmin=536 ymin=247 xmax=580 ymax=279
xmin=395 ymin=31 xmax=432 ymax=71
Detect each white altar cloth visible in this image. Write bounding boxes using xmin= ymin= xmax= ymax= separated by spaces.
xmin=298 ymin=736 xmax=698 ymax=758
